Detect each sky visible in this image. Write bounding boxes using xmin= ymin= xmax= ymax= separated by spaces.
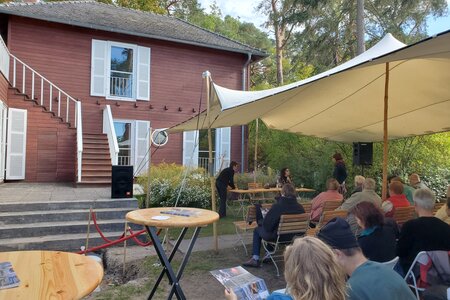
xmin=198 ymin=0 xmax=450 ymax=37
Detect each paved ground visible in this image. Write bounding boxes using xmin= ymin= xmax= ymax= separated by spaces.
xmin=0 ymin=182 xmax=111 ymax=202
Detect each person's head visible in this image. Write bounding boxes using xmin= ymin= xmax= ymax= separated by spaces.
xmin=354 ymin=175 xmax=365 ymax=187
xmin=409 ymin=173 xmax=421 ymax=185
xmin=230 ymin=161 xmax=239 ymax=172
xmin=317 ymin=217 xmax=364 ymax=275
xmin=390 ymin=176 xmax=404 ymax=184
xmin=332 ymin=152 xmax=343 ymax=163
xmin=362 ymin=178 xmax=376 ymax=191
xmin=281 ymin=183 xmax=296 ymax=198
xmin=413 ymin=188 xmax=435 ymax=214
xmin=389 ymin=181 xmax=404 ymax=196
xmin=280 ymin=167 xmax=290 ymax=178
xmin=326 ymin=178 xmax=339 ymax=191
xmin=350 ymin=202 xmax=384 ymax=230
xmin=284 ymin=237 xmax=347 ymax=300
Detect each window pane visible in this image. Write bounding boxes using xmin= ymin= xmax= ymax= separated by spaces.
xmin=110 ymin=72 xmax=133 ymax=97
xmin=111 ymin=46 xmax=133 ymax=72
xmin=114 ymin=122 xmax=132 ymax=166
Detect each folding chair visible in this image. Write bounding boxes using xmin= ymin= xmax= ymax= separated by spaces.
xmin=233 ymin=204 xmax=272 ymax=255
xmin=262 ymin=213 xmax=309 ymax=276
xmin=381 ymin=256 xmax=399 ymax=269
xmin=393 ymin=206 xmax=415 ymax=226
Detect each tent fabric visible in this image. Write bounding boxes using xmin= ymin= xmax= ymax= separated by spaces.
xmin=169 ymin=31 xmax=450 ymax=143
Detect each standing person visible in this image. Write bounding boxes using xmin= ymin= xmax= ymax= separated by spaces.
xmin=277 ymin=167 xmax=292 ymax=188
xmin=332 ymin=153 xmax=347 ymax=195
xmin=216 ymin=161 xmax=239 ymax=218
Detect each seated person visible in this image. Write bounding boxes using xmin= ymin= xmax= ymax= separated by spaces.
xmin=242 ymin=183 xmax=304 ymax=267
xmin=226 ymin=236 xmax=347 ymax=300
xmin=310 ymin=178 xmax=343 ymax=222
xmin=397 ymin=188 xmax=450 ymax=274
xmin=276 ymin=167 xmax=292 ymax=188
xmin=318 ymin=218 xmax=416 ymax=300
xmin=434 ymin=185 xmax=450 ymax=225
xmin=350 ymin=201 xmax=398 ymax=262
xmin=351 ymin=175 xmax=365 ymax=195
xmin=409 ymin=173 xmax=428 ymax=189
xmin=390 ymin=176 xmax=415 ymax=205
xmin=383 ymin=181 xmax=411 ymax=217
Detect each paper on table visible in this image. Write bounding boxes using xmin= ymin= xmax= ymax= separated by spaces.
xmin=151 ymin=216 xmax=170 ymax=220
xmin=0 ymin=261 xmax=20 ymax=290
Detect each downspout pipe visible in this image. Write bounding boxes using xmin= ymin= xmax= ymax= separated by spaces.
xmin=241 ymin=53 xmax=252 ymax=173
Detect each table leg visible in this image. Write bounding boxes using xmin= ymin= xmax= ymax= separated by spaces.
xmin=146 ymin=226 xmax=187 ymax=300
xmin=167 ymin=227 xmax=201 ymax=299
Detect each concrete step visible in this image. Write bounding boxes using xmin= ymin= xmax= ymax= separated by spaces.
xmin=0 ymin=231 xmax=149 ymax=252
xmin=0 ymin=207 xmax=134 ymax=224
xmin=0 ymin=198 xmax=138 ymax=212
xmin=0 ymin=219 xmax=143 ymax=239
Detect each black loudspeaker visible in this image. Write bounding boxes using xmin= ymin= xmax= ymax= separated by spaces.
xmin=111 ymin=166 xmax=134 ymax=198
xmin=353 ymin=142 xmax=373 ymax=166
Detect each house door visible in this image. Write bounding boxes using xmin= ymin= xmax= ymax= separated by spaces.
xmin=0 ymin=101 xmax=7 ymax=182
xmin=114 ymin=120 xmax=133 ymax=166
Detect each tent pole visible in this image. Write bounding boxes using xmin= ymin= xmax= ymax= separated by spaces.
xmin=203 ymin=71 xmax=218 ymax=252
xmin=382 ymin=62 xmax=389 ymax=201
xmin=253 ymin=118 xmax=259 ymax=183
xmin=145 ymin=127 xmax=152 ymax=208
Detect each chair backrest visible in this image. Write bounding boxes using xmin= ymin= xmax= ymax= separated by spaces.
xmin=319 ymin=210 xmax=348 ymax=227
xmin=245 ymin=205 xmax=257 ymax=222
xmin=277 ymin=213 xmax=310 ymax=236
xmin=248 ymin=182 xmax=263 ymax=190
xmin=300 ymin=202 xmax=312 ymax=214
xmin=381 ymin=256 xmax=399 ymax=269
xmin=433 ymin=202 xmax=445 ymax=215
xmin=393 ymin=206 xmax=415 ymax=226
xmin=322 ymin=200 xmax=342 ymax=212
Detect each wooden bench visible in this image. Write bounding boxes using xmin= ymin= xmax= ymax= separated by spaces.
xmin=393 ymin=206 xmax=416 ymax=226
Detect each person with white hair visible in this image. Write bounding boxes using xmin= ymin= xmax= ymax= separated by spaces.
xmin=397 ymin=188 xmax=450 ymax=274
xmin=408 ymin=173 xmax=428 ymax=189
xmin=351 ymin=175 xmax=365 ymax=195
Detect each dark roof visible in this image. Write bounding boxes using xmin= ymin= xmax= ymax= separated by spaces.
xmin=0 ymin=0 xmax=267 ymax=58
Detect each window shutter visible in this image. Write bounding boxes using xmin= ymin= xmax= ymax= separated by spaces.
xmin=134 ymin=120 xmax=150 ymax=175
xmin=91 ymin=39 xmax=107 ymax=96
xmin=136 ymin=46 xmax=151 ymax=100
xmin=0 ymin=101 xmax=7 ymax=182
xmin=183 ymin=131 xmax=199 ymax=168
xmin=215 ymin=127 xmax=231 ymax=173
xmin=6 ymin=108 xmax=27 ymax=180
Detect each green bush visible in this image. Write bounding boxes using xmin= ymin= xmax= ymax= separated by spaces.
xmin=137 ymin=163 xmax=211 ymax=208
xmin=234 ymin=168 xmax=278 ymax=189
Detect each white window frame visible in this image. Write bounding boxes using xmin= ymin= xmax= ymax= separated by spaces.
xmin=0 ymin=100 xmax=7 ymax=182
xmin=106 ymin=41 xmax=138 ymax=102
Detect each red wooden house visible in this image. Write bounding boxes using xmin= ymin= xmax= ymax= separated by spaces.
xmin=0 ymin=1 xmax=265 ymax=184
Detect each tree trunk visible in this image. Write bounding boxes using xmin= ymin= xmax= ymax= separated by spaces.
xmin=356 ymin=0 xmax=365 ymax=54
xmin=272 ymin=0 xmax=284 ymax=86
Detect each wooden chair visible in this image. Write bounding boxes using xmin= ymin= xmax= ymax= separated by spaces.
xmin=299 ymin=202 xmax=312 ymax=214
xmin=393 ymin=206 xmax=416 ymax=226
xmin=262 ymin=213 xmax=309 ymax=276
xmin=322 ymin=200 xmax=342 ymax=212
xmin=433 ymin=202 xmax=445 ymax=215
xmin=318 ymin=210 xmax=348 ymax=227
xmin=233 ymin=204 xmax=272 ymax=255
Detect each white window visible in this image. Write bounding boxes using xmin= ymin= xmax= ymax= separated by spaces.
xmin=91 ymin=40 xmax=151 ymax=101
xmin=182 ymin=130 xmax=199 ymax=168
xmin=215 ymin=127 xmax=231 ymax=172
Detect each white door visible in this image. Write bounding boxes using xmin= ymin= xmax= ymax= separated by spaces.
xmin=215 ymin=127 xmax=231 ymax=173
xmin=6 ymin=108 xmax=27 ymax=180
xmin=183 ymin=130 xmax=199 ymax=168
xmin=134 ymin=120 xmax=150 ymax=175
xmin=0 ymin=101 xmax=7 ymax=182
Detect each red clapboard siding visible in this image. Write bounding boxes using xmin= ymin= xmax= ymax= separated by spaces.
xmin=7 ymin=16 xmax=249 ymax=177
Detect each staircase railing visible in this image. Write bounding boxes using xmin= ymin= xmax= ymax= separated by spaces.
xmin=76 ymin=101 xmax=83 ymax=182
xmin=0 ymin=36 xmax=9 ymax=81
xmin=103 ymin=105 xmax=119 ymax=165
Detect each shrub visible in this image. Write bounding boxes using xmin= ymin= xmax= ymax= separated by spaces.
xmin=137 ymin=163 xmax=211 ymax=208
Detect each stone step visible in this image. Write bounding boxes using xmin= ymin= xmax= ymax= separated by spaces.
xmin=0 ymin=198 xmax=138 ymax=212
xmin=0 ymin=219 xmax=143 ymax=239
xmin=0 ymin=207 xmax=134 ymax=224
xmin=0 ymin=231 xmax=149 ymax=252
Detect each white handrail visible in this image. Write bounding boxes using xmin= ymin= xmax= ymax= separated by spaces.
xmin=0 ymin=36 xmax=9 ymax=81
xmin=76 ymin=101 xmax=83 ymax=182
xmin=103 ymin=105 xmax=119 ymax=165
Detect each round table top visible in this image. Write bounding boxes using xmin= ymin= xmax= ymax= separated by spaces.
xmin=126 ymin=207 xmax=220 ymax=228
xmin=0 ymin=250 xmax=103 ymax=300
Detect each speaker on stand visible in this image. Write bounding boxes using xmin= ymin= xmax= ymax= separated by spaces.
xmin=111 ymin=166 xmax=134 ymax=198
xmin=353 ymin=142 xmax=373 ymax=176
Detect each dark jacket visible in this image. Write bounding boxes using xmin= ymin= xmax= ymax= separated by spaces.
xmin=333 ymin=161 xmax=347 ymax=184
xmin=358 ymin=219 xmax=399 ymax=263
xmin=216 ymin=167 xmax=235 ymax=189
xmin=258 ymin=196 xmax=304 ymax=241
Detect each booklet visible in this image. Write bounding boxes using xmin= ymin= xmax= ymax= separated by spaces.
xmin=160 ymin=208 xmax=200 ymax=217
xmin=210 ymin=266 xmax=270 ymax=300
xmin=0 ymin=262 xmax=20 ymax=290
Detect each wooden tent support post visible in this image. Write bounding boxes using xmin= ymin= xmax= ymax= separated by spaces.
xmin=382 ymin=62 xmax=389 ymax=201
xmin=204 ymin=71 xmax=218 ymax=252
xmin=253 ymin=118 xmax=259 ymax=183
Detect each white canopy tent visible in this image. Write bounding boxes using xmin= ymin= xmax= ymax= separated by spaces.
xmin=169 ymin=30 xmax=450 ymax=142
